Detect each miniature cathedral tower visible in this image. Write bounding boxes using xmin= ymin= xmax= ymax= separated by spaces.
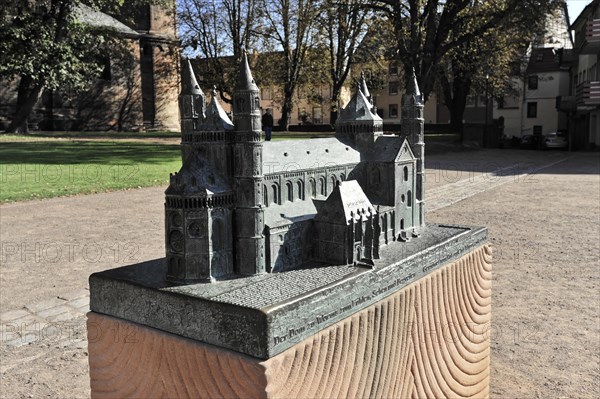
xmin=180 ymin=59 xmax=205 ymax=136
xmin=165 ymin=60 xmax=235 ymax=284
xmin=401 ymin=69 xmax=425 ymax=228
xmin=335 ymin=72 xmax=383 ymax=152
xmin=232 ymin=50 xmax=266 ymax=276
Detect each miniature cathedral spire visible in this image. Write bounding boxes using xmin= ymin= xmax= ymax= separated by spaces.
xmin=180 ymin=59 xmax=205 ymax=139
xmin=359 ymin=71 xmax=371 ymax=103
xmin=404 ymin=67 xmax=421 ymax=101
xmin=235 ymin=48 xmax=259 ymax=92
xmin=181 ymin=59 xmax=204 ymax=97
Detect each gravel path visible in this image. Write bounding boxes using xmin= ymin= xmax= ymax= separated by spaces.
xmin=1 ymin=149 xmax=597 ymax=398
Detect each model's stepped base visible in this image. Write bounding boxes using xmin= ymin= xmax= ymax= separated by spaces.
xmin=88 ymin=244 xmax=492 ymax=399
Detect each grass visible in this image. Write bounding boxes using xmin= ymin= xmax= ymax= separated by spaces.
xmin=0 ymin=141 xmax=181 ymax=202
xmin=0 ymin=130 xmax=181 ymax=140
xmin=0 ymin=130 xmax=460 ymax=202
xmin=0 ymin=133 xmax=322 ymax=202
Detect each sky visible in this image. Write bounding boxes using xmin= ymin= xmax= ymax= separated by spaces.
xmin=567 ymin=0 xmax=592 ymax=23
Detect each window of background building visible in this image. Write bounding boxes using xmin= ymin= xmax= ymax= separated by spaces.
xmin=261 ymin=87 xmax=271 ymax=100
xmin=498 ymin=95 xmax=519 ymax=109
xmin=389 ymin=104 xmax=398 ymax=118
xmin=528 ymin=75 xmax=538 ymax=90
xmin=312 ymin=107 xmax=322 ymax=124
xmin=466 ymin=95 xmax=477 ymax=107
xmin=100 ymin=56 xmax=111 ymax=81
xmin=389 ymin=82 xmax=399 ymax=96
xmin=527 ymin=102 xmax=538 ymax=118
xmin=389 ymin=63 xmax=398 ymax=75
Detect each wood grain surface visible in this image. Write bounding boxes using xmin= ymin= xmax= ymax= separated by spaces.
xmin=88 ymin=244 xmax=492 ymax=399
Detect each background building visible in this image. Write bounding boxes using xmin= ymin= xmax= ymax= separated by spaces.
xmin=0 ymin=2 xmax=180 ymax=132
xmin=569 ymin=0 xmax=600 ymax=148
xmin=494 ymin=4 xmax=573 ymax=138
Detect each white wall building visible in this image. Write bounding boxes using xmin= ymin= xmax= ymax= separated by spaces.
xmin=494 ymin=4 xmax=573 ymax=138
xmin=570 ymin=0 xmax=600 ymax=148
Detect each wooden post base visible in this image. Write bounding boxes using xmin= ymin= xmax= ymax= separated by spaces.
xmin=88 ymin=245 xmax=492 ymax=399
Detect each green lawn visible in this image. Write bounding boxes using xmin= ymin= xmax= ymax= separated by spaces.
xmin=0 ymin=141 xmax=181 ymax=202
xmin=0 ymin=131 xmax=459 ymax=202
xmin=0 ymin=130 xmax=181 ymax=140
xmin=0 ymin=134 xmax=326 ymax=202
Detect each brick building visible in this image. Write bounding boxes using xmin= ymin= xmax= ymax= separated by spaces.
xmin=0 ymin=2 xmax=180 ymax=132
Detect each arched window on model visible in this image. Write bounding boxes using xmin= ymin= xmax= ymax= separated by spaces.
xmin=263 ymin=184 xmax=268 ymax=206
xmin=212 ymin=219 xmax=224 ymax=251
xmin=297 ymin=180 xmax=304 ymax=200
xmin=407 ymin=190 xmax=412 ymax=207
xmin=403 ymin=166 xmax=409 ymax=182
xmin=319 ymin=177 xmax=326 ymax=196
xmin=309 ymin=178 xmax=316 ymax=198
xmin=286 ymin=181 xmax=293 ymax=202
xmin=272 ymin=183 xmax=279 ymax=205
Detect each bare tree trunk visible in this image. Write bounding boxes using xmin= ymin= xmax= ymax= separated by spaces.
xmin=6 ymin=76 xmax=44 ymax=134
xmin=279 ymin=84 xmax=293 ymax=130
xmin=439 ymin=63 xmax=471 ymax=143
xmin=329 ymin=88 xmax=340 ymax=126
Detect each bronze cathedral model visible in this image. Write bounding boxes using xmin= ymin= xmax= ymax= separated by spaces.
xmin=165 ymin=52 xmax=425 ymax=283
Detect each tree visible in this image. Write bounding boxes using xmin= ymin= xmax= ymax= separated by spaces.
xmin=437 ymin=1 xmax=561 ymax=135
xmin=0 ymin=0 xmax=162 ymax=134
xmin=317 ymin=0 xmax=372 ymax=124
xmin=368 ymin=0 xmax=559 ymax=104
xmin=178 ymin=0 xmax=260 ymax=102
xmin=260 ymin=0 xmax=319 ymax=130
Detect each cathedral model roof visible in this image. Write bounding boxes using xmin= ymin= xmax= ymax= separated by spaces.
xmin=262 ymin=138 xmax=361 ymax=174
xmin=315 ymin=180 xmax=374 ymax=225
xmin=205 ymin=88 xmax=234 ymax=130
xmin=165 ymin=152 xmax=232 ymax=197
xmin=337 ymin=82 xmax=382 ymax=123
xmin=368 ymin=136 xmax=415 ymax=162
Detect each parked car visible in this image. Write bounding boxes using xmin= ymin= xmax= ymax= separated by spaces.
xmin=541 ymin=131 xmax=568 ymax=149
xmin=520 ymin=134 xmax=542 ymax=149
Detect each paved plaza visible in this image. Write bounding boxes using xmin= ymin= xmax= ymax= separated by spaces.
xmin=1 ymin=149 xmax=598 ymax=398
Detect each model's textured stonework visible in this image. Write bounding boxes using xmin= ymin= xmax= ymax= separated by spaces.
xmin=166 ymin=51 xmax=426 ymax=283
xmin=88 ymin=244 xmax=492 ymax=399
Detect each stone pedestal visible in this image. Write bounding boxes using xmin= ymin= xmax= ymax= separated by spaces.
xmin=88 ymin=242 xmax=492 ymax=399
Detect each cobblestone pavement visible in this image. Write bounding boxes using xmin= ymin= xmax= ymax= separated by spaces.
xmin=1 ymin=290 xmax=89 ymax=350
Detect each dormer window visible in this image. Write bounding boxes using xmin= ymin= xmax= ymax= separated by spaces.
xmin=528 ymin=75 xmax=538 ymax=90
